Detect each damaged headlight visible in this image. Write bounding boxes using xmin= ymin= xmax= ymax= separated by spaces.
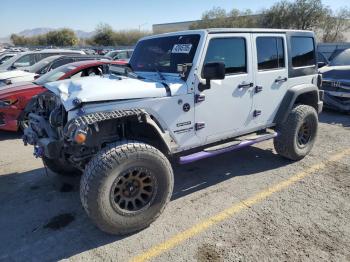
xmin=0 ymin=98 xmax=18 ymax=107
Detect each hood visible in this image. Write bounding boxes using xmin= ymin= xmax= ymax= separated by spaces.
xmin=319 ymin=65 xmax=350 ymax=81
xmin=0 ymin=82 xmax=41 ymax=97
xmin=0 ymin=70 xmax=34 ymax=80
xmin=45 ymin=74 xmax=187 ymax=111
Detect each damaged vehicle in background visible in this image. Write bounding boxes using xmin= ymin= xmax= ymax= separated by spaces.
xmin=319 ymin=48 xmax=350 ymax=112
xmin=0 ymin=60 xmax=118 ymax=132
xmin=0 ymin=55 xmax=110 ymax=87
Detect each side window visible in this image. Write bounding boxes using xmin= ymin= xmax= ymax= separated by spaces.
xmin=204 ymin=38 xmax=247 ymax=74
xmin=291 ymin=37 xmax=315 ymax=67
xmin=15 ymin=54 xmax=35 ymax=66
xmin=51 ymin=58 xmax=74 ymax=70
xmin=115 ymin=51 xmax=128 ymax=60
xmin=256 ymin=37 xmax=285 ymax=70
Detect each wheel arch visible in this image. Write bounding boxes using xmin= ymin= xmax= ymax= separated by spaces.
xmin=274 ymin=84 xmax=321 ymax=125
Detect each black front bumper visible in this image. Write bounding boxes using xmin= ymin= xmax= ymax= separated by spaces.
xmin=323 ymin=92 xmax=350 ymax=111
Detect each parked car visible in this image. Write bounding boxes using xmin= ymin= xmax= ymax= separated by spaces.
xmin=0 ymin=55 xmax=110 ymax=86
xmin=319 ymin=48 xmax=350 ymax=112
xmin=0 ymin=60 xmax=120 ymax=132
xmin=0 ymin=49 xmax=85 ymax=71
xmin=23 ymin=29 xmax=323 ymax=235
xmin=0 ymin=53 xmax=17 ymax=65
xmin=105 ymin=49 xmax=133 ymax=62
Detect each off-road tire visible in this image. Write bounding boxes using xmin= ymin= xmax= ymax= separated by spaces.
xmin=274 ymin=105 xmax=318 ymax=161
xmin=42 ymin=157 xmax=82 ymax=176
xmin=80 ymin=141 xmax=174 ymax=235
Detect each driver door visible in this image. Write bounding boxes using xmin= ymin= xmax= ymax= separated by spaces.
xmin=194 ymin=33 xmax=256 ymax=144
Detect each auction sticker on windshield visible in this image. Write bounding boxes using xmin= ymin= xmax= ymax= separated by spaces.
xmin=172 ymin=44 xmax=192 ymax=54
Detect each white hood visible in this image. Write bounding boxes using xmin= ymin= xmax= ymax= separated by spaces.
xmin=45 ymin=75 xmax=187 ymax=111
xmin=0 ymin=70 xmax=35 ymax=80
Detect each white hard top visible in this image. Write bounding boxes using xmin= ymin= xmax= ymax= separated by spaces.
xmin=142 ymin=28 xmax=314 ymax=40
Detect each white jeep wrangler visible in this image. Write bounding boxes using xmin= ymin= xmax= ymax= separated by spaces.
xmin=23 ymin=29 xmax=323 ymax=235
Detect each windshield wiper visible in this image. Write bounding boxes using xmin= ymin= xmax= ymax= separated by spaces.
xmin=153 ymin=64 xmax=165 ymax=81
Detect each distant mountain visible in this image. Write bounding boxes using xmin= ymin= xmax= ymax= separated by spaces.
xmin=17 ymin=27 xmax=95 ymax=39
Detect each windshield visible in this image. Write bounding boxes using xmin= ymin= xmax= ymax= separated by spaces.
xmin=129 ymin=34 xmax=200 ymax=74
xmin=34 ymin=64 xmax=77 ymax=85
xmin=25 ymin=55 xmax=61 ymax=73
xmin=330 ymin=49 xmax=350 ymax=66
xmin=0 ymin=53 xmax=22 ymax=69
xmin=105 ymin=51 xmax=117 ymax=58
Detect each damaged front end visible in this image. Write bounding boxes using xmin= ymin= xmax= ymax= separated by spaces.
xmin=321 ymin=79 xmax=350 ymax=112
xmin=23 ymin=91 xmax=147 ymax=170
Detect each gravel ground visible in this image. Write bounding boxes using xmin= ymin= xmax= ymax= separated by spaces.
xmin=0 ymin=110 xmax=349 ymax=262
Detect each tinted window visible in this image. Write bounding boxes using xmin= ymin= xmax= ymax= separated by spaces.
xmin=204 ymin=38 xmax=246 ymax=74
xmin=257 ymin=37 xmax=285 ymax=70
xmin=15 ymin=54 xmax=35 ymax=66
xmin=130 ymin=34 xmax=200 ymax=73
xmin=51 ymin=58 xmax=74 ymax=69
xmin=291 ymin=37 xmax=315 ymax=67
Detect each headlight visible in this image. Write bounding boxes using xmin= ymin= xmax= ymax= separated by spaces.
xmin=0 ymin=98 xmax=18 ymax=107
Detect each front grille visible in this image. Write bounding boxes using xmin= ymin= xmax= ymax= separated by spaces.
xmin=0 ymin=112 xmax=5 ymax=125
xmin=322 ymin=80 xmax=350 ymax=92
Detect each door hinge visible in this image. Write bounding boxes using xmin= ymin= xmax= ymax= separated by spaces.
xmin=253 ymin=110 xmax=262 ymax=117
xmin=195 ymin=122 xmax=205 ymax=130
xmin=195 ymin=94 xmax=205 ymax=103
xmin=255 ymin=86 xmax=263 ymax=93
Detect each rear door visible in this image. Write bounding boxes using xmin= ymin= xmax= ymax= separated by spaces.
xmin=252 ymin=34 xmax=288 ymax=126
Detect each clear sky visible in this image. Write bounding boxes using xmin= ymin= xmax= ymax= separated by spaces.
xmin=1 ymin=0 xmax=349 ymax=37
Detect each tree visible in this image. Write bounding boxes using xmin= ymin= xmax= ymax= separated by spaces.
xmin=10 ymin=34 xmax=28 ymax=46
xmin=320 ymin=7 xmax=350 ymax=42
xmin=189 ymin=7 xmax=258 ymax=29
xmin=113 ymin=30 xmax=150 ymax=46
xmin=261 ymin=0 xmax=327 ymax=30
xmin=91 ymin=23 xmax=115 ymax=46
xmin=46 ymin=29 xmax=78 ymax=46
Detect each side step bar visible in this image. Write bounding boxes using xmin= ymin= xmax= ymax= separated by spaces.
xmin=179 ymin=132 xmax=278 ymax=165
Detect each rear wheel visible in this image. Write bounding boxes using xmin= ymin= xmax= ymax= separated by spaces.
xmin=80 ymin=141 xmax=173 ymax=235
xmin=274 ymin=105 xmax=318 ymax=160
xmin=43 ymin=157 xmax=81 ymax=176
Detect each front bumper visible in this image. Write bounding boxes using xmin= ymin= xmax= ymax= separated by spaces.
xmin=323 ymin=92 xmax=350 ymax=112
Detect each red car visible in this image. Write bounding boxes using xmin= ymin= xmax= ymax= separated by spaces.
xmin=0 ymin=60 xmax=127 ymax=132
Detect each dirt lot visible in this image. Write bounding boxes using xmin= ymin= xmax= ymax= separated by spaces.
xmin=0 ymin=110 xmax=349 ymax=262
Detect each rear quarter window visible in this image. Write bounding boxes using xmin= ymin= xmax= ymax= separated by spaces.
xmin=291 ymin=37 xmax=315 ymax=67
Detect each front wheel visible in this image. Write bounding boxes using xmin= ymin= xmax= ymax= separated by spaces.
xmin=80 ymin=141 xmax=174 ymax=235
xmin=274 ymin=105 xmax=318 ymax=161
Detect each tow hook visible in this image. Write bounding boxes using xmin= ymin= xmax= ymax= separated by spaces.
xmin=33 ymin=146 xmax=44 ymax=158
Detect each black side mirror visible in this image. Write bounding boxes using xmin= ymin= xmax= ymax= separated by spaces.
xmin=199 ymin=62 xmax=225 ymax=91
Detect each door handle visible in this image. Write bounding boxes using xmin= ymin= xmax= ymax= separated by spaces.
xmin=238 ymin=82 xmax=253 ymax=89
xmin=275 ymin=77 xmax=288 ymax=83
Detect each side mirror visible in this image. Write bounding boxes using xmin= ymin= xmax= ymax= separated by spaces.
xmin=34 ymin=74 xmax=40 ymax=80
xmin=199 ymin=62 xmax=225 ymax=91
xmin=317 ymin=61 xmax=327 ymax=68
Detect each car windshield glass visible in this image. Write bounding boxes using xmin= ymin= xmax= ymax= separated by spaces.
xmin=330 ymin=49 xmax=350 ymax=66
xmin=129 ymin=34 xmax=200 ymax=74
xmin=34 ymin=64 xmax=77 ymax=85
xmin=105 ymin=51 xmax=117 ymax=58
xmin=25 ymin=56 xmax=61 ymax=73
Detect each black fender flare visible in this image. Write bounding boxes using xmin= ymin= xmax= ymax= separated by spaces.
xmin=65 ymin=108 xmax=175 ymax=154
xmin=274 ymin=84 xmax=322 ymax=125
